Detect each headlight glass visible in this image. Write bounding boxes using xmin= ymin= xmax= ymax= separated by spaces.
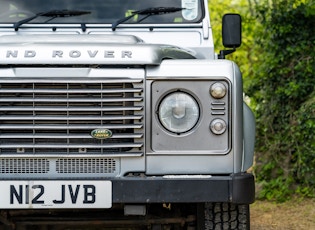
xmin=158 ymin=92 xmax=199 ymax=133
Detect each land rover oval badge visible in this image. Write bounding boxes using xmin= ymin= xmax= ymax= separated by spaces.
xmin=91 ymin=129 xmax=113 ymax=139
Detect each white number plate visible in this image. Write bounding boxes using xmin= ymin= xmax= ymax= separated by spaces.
xmin=0 ymin=181 xmax=112 ymax=209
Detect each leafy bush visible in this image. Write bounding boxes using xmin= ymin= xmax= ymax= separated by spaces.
xmin=249 ymin=0 xmax=315 ymax=201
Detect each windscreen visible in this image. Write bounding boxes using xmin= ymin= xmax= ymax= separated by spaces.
xmin=0 ymin=0 xmax=204 ymax=25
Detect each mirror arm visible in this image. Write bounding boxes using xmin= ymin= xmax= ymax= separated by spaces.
xmin=218 ymin=48 xmax=236 ymax=59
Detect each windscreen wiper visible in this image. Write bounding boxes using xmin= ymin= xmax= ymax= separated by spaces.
xmin=14 ymin=10 xmax=91 ymax=31
xmin=112 ymin=7 xmax=185 ymax=31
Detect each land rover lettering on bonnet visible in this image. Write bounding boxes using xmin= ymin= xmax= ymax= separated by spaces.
xmin=0 ymin=0 xmax=255 ymax=229
xmin=4 ymin=50 xmax=133 ymax=59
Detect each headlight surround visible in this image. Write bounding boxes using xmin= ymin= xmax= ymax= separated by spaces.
xmin=158 ymin=91 xmax=200 ymax=134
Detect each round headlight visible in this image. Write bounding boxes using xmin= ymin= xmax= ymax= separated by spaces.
xmin=210 ymin=82 xmax=226 ymax=99
xmin=158 ymin=92 xmax=199 ymax=133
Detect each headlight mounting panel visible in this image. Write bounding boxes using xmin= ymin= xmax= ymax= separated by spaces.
xmin=151 ymin=80 xmax=231 ymax=154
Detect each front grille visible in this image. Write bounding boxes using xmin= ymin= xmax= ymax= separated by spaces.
xmin=56 ymin=158 xmax=116 ymax=174
xmin=0 ymin=157 xmax=118 ymax=177
xmin=0 ymin=158 xmax=49 ymax=174
xmin=0 ymin=78 xmax=144 ymax=156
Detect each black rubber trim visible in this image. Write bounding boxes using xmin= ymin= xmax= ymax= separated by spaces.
xmin=112 ymin=173 xmax=255 ymax=204
xmin=231 ymin=173 xmax=255 ymax=204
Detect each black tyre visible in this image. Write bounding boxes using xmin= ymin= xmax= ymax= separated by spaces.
xmin=203 ymin=203 xmax=250 ymax=230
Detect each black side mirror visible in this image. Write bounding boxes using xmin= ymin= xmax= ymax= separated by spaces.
xmin=222 ymin=14 xmax=242 ymax=48
xmin=219 ymin=14 xmax=242 ymax=59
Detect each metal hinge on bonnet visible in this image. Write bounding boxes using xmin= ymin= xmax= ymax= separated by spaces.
xmin=202 ymin=18 xmax=209 ymax=39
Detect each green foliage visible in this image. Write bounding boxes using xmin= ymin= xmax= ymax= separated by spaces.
xmin=248 ymin=0 xmax=315 ymax=201
xmin=208 ymin=0 xmax=315 ymax=202
xmin=257 ymin=177 xmax=294 ymax=202
xmin=208 ymin=0 xmax=259 ymax=86
xmin=292 ymin=95 xmax=315 ymax=191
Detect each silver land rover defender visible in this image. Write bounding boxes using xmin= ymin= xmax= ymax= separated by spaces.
xmin=0 ymin=0 xmax=255 ymax=229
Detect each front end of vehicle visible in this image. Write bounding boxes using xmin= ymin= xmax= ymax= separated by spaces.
xmin=0 ymin=0 xmax=255 ymax=229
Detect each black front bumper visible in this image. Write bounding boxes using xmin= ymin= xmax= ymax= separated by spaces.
xmin=112 ymin=173 xmax=255 ymax=204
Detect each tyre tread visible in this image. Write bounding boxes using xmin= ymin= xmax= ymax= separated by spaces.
xmin=204 ymin=203 xmax=250 ymax=230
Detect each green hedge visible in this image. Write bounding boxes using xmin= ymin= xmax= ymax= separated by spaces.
xmin=248 ymin=0 xmax=315 ymax=201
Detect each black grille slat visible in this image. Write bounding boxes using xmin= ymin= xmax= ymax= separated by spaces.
xmin=0 ymin=97 xmax=143 ymax=103
xmin=0 ymin=124 xmax=143 ymax=129
xmin=0 ymin=106 xmax=143 ymax=111
xmin=0 ymin=115 xmax=143 ymax=121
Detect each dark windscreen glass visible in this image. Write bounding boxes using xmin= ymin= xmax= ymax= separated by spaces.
xmin=0 ymin=0 xmax=203 ymax=24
